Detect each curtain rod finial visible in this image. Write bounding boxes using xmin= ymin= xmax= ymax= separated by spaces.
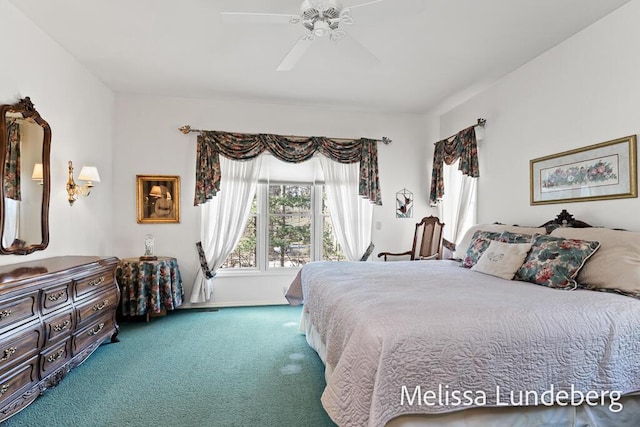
xmin=381 ymin=137 xmax=392 ymax=145
xmin=178 ymin=125 xmax=192 ymax=134
xmin=476 ymin=118 xmax=486 ymax=127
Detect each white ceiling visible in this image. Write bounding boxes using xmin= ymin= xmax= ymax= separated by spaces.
xmin=9 ymin=0 xmax=632 ymax=114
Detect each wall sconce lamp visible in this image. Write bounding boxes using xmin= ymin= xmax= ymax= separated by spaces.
xmin=66 ymin=160 xmax=100 ymax=205
xmin=32 ymin=163 xmax=44 ymax=185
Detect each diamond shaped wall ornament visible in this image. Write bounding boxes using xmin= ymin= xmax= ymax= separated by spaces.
xmin=396 ymin=188 xmax=413 ymax=218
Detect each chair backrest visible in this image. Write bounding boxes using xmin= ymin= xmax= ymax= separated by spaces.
xmin=410 ymin=216 xmax=444 ymax=260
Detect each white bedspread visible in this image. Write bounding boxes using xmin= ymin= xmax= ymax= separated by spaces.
xmin=289 ymin=260 xmax=640 ymax=427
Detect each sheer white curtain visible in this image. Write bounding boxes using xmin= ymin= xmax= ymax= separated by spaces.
xmin=190 ymin=156 xmax=262 ymax=303
xmin=438 ymin=160 xmax=477 ymax=251
xmin=2 ymin=198 xmax=19 ymax=248
xmin=319 ymin=156 xmax=373 ymax=261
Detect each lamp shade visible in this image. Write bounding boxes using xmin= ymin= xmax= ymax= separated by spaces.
xmin=149 ymin=185 xmax=163 ymax=198
xmin=32 ymin=163 xmax=43 ymax=180
xmin=78 ymin=166 xmax=101 ymax=183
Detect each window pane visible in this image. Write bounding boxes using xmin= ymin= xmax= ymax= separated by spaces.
xmin=268 ymin=184 xmax=312 ymax=268
xmin=322 ymin=215 xmax=345 ymax=261
xmin=220 ymin=216 xmax=257 ymax=269
xmin=322 ymin=191 xmax=330 ymax=215
xmin=321 ymin=189 xmax=345 ymax=261
xmin=268 ymin=215 xmax=311 ymax=268
xmin=269 ymin=184 xmax=311 ymax=215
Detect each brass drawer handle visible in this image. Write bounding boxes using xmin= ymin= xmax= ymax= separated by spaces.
xmin=47 ymin=291 xmax=66 ymax=302
xmin=92 ymin=300 xmax=109 ymax=311
xmin=46 ymin=349 xmax=64 ymax=363
xmin=0 ymin=384 xmax=9 ymax=396
xmin=87 ymin=323 xmax=105 ymax=336
xmin=53 ymin=320 xmax=71 ymax=332
xmin=0 ymin=347 xmax=16 ymax=362
xmin=88 ymin=276 xmax=105 ymax=287
xmin=0 ymin=309 xmax=12 ymax=320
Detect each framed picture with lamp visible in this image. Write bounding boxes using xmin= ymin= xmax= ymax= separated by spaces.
xmin=136 ymin=175 xmax=180 ymax=223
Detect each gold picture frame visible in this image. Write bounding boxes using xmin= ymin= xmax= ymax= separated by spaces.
xmin=136 ymin=175 xmax=180 ymax=223
xmin=530 ymin=135 xmax=637 ymax=205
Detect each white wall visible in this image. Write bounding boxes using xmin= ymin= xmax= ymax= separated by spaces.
xmin=438 ymin=0 xmax=640 ymax=231
xmin=113 ymin=95 xmax=437 ymax=307
xmin=0 ymin=0 xmax=116 ymax=266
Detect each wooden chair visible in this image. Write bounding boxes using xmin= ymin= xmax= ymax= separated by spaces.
xmin=377 ymin=216 xmax=445 ymax=261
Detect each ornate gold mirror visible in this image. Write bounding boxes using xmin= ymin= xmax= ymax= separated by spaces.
xmin=0 ymin=97 xmax=51 ymax=255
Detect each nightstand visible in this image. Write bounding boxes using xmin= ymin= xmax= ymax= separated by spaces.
xmin=115 ymin=257 xmax=183 ymax=321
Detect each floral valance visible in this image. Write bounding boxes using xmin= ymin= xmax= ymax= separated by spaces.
xmin=194 ymin=130 xmax=382 ymax=206
xmin=429 ymin=125 xmax=479 ymax=204
xmin=4 ymin=121 xmax=21 ymax=201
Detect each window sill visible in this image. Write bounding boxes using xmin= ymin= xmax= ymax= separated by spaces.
xmin=215 ymin=268 xmax=301 ymax=278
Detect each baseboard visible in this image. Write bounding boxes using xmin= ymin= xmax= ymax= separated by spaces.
xmin=179 ymin=299 xmax=289 ymax=309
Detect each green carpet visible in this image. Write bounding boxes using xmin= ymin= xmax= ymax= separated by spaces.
xmin=4 ymin=306 xmax=336 ymax=427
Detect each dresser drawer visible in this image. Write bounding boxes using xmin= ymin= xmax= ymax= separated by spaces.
xmin=75 ymin=287 xmax=118 ymax=328
xmin=0 ymin=323 xmax=42 ymax=375
xmin=74 ymin=271 xmax=114 ymax=299
xmin=0 ymin=291 xmax=39 ymax=333
xmin=41 ymin=282 xmax=72 ymax=315
xmin=72 ymin=315 xmax=115 ymax=356
xmin=40 ymin=338 xmax=71 ymax=377
xmin=0 ymin=355 xmax=38 ymax=408
xmin=43 ymin=311 xmax=73 ymax=346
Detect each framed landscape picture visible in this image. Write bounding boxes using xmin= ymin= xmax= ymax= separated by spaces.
xmin=136 ymin=175 xmax=180 ymax=223
xmin=530 ymin=135 xmax=637 ymax=205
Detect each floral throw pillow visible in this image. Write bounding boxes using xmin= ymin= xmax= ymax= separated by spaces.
xmin=498 ymin=231 xmax=534 ymax=244
xmin=515 ymin=234 xmax=600 ymax=289
xmin=461 ymin=230 xmax=502 ymax=268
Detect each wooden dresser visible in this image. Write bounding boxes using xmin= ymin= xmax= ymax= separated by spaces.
xmin=0 ymin=256 xmax=119 ymax=422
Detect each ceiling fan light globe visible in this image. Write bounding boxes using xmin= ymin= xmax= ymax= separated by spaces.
xmin=313 ymin=20 xmax=330 ymax=37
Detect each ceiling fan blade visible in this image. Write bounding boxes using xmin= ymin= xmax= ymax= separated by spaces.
xmin=277 ymin=36 xmax=314 ymax=71
xmin=339 ymin=32 xmax=379 ymax=68
xmin=345 ymin=0 xmax=385 ymax=10
xmin=220 ymin=12 xmax=299 ymax=25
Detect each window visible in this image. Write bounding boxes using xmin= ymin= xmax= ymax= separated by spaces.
xmin=221 ymin=182 xmax=344 ymax=270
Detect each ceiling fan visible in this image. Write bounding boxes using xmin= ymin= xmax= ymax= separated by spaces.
xmin=221 ymin=0 xmax=385 ymax=71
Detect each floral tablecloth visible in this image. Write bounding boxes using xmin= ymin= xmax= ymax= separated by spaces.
xmin=116 ymin=257 xmax=183 ymax=316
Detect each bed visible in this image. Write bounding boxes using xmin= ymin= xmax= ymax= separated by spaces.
xmin=286 ymin=211 xmax=640 ymax=427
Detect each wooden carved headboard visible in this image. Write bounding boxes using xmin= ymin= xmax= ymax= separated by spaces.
xmin=538 ymin=209 xmax=594 ymax=233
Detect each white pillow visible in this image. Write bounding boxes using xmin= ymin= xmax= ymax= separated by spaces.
xmin=455 ymin=224 xmax=546 ymax=260
xmin=550 ymin=227 xmax=640 ymax=296
xmin=471 ymin=240 xmax=532 ymax=280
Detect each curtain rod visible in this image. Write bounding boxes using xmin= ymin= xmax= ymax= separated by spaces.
xmin=178 ymin=125 xmax=392 ymax=145
xmin=435 ymin=118 xmax=486 ymax=144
